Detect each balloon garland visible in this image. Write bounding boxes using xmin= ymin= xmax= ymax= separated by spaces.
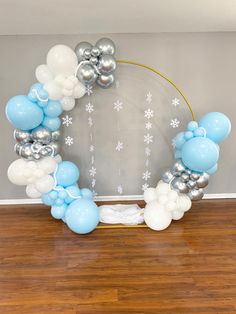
xmin=5 ymin=38 xmax=231 ymax=234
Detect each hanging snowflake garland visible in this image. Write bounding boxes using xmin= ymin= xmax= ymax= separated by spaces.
xmin=5 ymin=38 xmax=231 ymax=234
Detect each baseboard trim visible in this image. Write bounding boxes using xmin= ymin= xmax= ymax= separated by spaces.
xmin=0 ymin=193 xmax=235 ymax=205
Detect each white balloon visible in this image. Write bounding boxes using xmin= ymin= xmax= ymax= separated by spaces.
xmin=165 ymin=201 xmax=177 ymax=212
xmin=144 ymin=188 xmax=158 ymax=203
xmin=54 ymin=74 xmax=66 ymax=86
xmin=176 ymin=195 xmax=192 ymax=212
xmin=26 ymin=184 xmax=41 ymax=198
xmin=156 ymin=181 xmax=170 ymax=195
xmin=144 ymin=201 xmax=172 ymax=231
xmin=8 ymin=159 xmax=28 ymax=185
xmin=37 ymin=156 xmax=57 ymax=174
xmin=172 ymin=210 xmax=184 ymax=220
xmin=44 ymin=80 xmax=62 ymax=100
xmin=62 ymin=88 xmax=73 ymax=97
xmin=60 ymin=97 xmax=75 ymax=111
xmin=73 ymin=82 xmax=86 ymax=98
xmin=47 ymin=45 xmax=78 ymax=76
xmin=157 ymin=195 xmax=168 ymax=205
xmin=35 ymin=64 xmax=53 ymax=84
xmin=35 ymin=175 xmax=55 ymax=193
xmin=167 ymin=190 xmax=179 ymax=202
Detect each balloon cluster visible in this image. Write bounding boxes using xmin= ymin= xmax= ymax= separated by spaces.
xmin=144 ymin=181 xmax=192 ymax=230
xmin=75 ymin=38 xmax=116 ymax=88
xmin=35 ymin=45 xmax=86 ymax=110
xmin=162 ymin=160 xmax=209 ymax=201
xmin=143 ymin=112 xmax=231 ymax=231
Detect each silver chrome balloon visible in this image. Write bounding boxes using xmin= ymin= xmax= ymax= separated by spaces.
xmin=51 ymin=130 xmax=61 ymax=141
xmin=31 ymin=126 xmax=52 ymax=144
xmin=83 ymin=48 xmax=91 ymax=60
xmin=188 ymin=188 xmax=204 ymax=201
xmin=14 ymin=129 xmax=31 ymax=143
xmin=181 ymin=173 xmax=190 ymax=183
xmin=90 ymin=56 xmax=98 ymax=65
xmin=162 ymin=170 xmax=174 ymax=183
xmin=171 ymin=177 xmax=189 ymax=194
xmin=74 ymin=42 xmax=93 ymax=62
xmin=190 ymin=172 xmax=201 ymax=181
xmin=98 ymin=55 xmax=116 ymax=75
xmin=48 ymin=141 xmax=60 ymax=156
xmin=172 ymin=160 xmax=186 ymax=175
xmin=91 ymin=46 xmax=101 ymax=57
xmin=77 ymin=63 xmax=97 ymax=86
xmin=187 ymin=180 xmax=197 ymax=189
xmin=96 ymin=74 xmax=114 ymax=88
xmin=196 ymin=173 xmax=209 ymax=188
xmin=20 ymin=143 xmax=34 ymax=160
xmin=95 ymin=38 xmax=116 ymax=55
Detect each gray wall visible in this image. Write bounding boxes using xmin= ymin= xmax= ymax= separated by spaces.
xmin=0 ymin=32 xmax=235 ymax=199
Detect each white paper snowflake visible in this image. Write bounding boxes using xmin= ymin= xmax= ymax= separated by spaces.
xmin=170 ymin=118 xmax=180 ymax=128
xmin=91 ymin=178 xmax=96 ymax=188
xmin=117 ymin=185 xmax=123 ymax=194
xmin=172 ymin=98 xmax=180 ymax=107
xmin=86 ymin=85 xmax=93 ymax=96
xmin=144 ymin=108 xmax=154 ymax=119
xmin=90 ymin=145 xmax=94 ymax=152
xmin=145 ymin=159 xmax=149 ymax=167
xmin=145 ymin=147 xmax=151 ymax=156
xmin=114 ymin=100 xmax=123 ymax=112
xmin=85 ymin=103 xmax=94 ymax=113
xmin=142 ymin=170 xmax=151 ymax=181
xmin=145 ymin=121 xmax=152 ymax=130
xmin=89 ymin=166 xmax=96 ymax=177
xmin=65 ymin=136 xmax=73 ymax=146
xmin=144 ymin=133 xmax=153 ymax=144
xmin=146 ymin=92 xmax=152 ymax=104
xmin=88 ymin=117 xmax=93 ymax=127
xmin=62 ymin=115 xmax=72 ymax=127
xmin=142 ymin=183 xmax=149 ymax=191
xmin=116 ymin=141 xmax=123 ymax=151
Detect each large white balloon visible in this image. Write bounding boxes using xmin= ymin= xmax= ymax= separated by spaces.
xmin=73 ymin=82 xmax=86 ymax=98
xmin=35 ymin=64 xmax=53 ymax=84
xmin=172 ymin=210 xmax=184 ymax=220
xmin=176 ymin=195 xmax=192 ymax=212
xmin=47 ymin=45 xmax=78 ymax=76
xmin=37 ymin=156 xmax=57 ymax=174
xmin=156 ymin=181 xmax=171 ymax=195
xmin=144 ymin=188 xmax=158 ymax=203
xmin=26 ymin=184 xmax=42 ymax=198
xmin=8 ymin=159 xmax=28 ymax=185
xmin=35 ymin=175 xmax=55 ymax=193
xmin=144 ymin=201 xmax=172 ymax=231
xmin=60 ymin=97 xmax=75 ymax=111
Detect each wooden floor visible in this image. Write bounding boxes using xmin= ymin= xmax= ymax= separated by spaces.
xmin=0 ymin=200 xmax=235 ymax=314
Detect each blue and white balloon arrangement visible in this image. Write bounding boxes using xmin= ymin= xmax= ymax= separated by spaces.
xmin=5 ymin=38 xmax=231 ymax=234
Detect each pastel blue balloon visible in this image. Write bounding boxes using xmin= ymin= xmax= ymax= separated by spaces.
xmin=56 ymin=161 xmax=80 ymax=187
xmin=54 ymin=198 xmax=65 ymax=206
xmin=65 ymin=185 xmax=81 ymax=204
xmin=174 ymin=132 xmax=186 ymax=149
xmin=184 ymin=131 xmax=194 ymax=140
xmin=42 ymin=116 xmax=61 ymax=131
xmin=181 ymin=137 xmax=219 ymax=172
xmin=194 ymin=127 xmax=206 ymax=137
xmin=42 ymin=193 xmax=54 ymax=206
xmin=44 ymin=100 xmax=63 ymax=118
xmin=187 ymin=121 xmax=198 ymax=131
xmin=51 ymin=204 xmax=67 ymax=219
xmin=6 ymin=95 xmax=44 ymax=130
xmin=207 ymin=163 xmax=218 ymax=174
xmin=81 ymin=188 xmax=93 ymax=199
xmin=65 ymin=199 xmax=99 ymax=234
xmin=199 ymin=112 xmax=231 ymax=143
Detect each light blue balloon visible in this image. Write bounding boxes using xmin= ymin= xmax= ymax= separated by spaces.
xmin=54 ymin=198 xmax=65 ymax=206
xmin=181 ymin=137 xmax=219 ymax=172
xmin=194 ymin=127 xmax=206 ymax=137
xmin=6 ymin=95 xmax=44 ymax=130
xmin=28 ymin=83 xmax=43 ymax=102
xmin=187 ymin=121 xmax=198 ymax=131
xmin=207 ymin=163 xmax=218 ymax=174
xmin=199 ymin=112 xmax=231 ymax=143
xmin=42 ymin=116 xmax=61 ymax=131
xmin=44 ymin=100 xmax=63 ymax=118
xmin=51 ymin=203 xmax=67 ymax=219
xmin=56 ymin=161 xmax=80 ymax=187
xmin=174 ymin=132 xmax=186 ymax=149
xmin=81 ymin=188 xmax=93 ymax=199
xmin=64 ymin=185 xmax=81 ymax=204
xmin=65 ymin=199 xmax=99 ymax=234
xmin=184 ymin=131 xmax=194 ymax=140
xmin=42 ymin=192 xmax=54 ymax=206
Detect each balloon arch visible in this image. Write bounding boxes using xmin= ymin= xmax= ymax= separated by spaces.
xmin=5 ymin=38 xmax=231 ymax=234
